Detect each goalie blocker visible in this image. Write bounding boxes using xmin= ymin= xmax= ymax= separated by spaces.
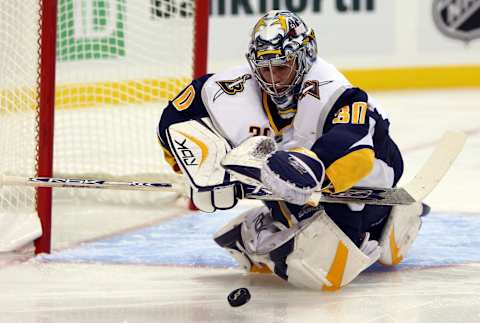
xmin=165 ymin=118 xmax=243 ymax=212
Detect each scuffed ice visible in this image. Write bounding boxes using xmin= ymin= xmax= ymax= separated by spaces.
xmin=41 ymin=210 xmax=480 ymax=270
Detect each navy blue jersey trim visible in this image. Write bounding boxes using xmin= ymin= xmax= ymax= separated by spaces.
xmin=157 ymin=74 xmax=213 ymax=149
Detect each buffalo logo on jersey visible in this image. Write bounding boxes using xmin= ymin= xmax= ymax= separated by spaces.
xmin=213 ymin=74 xmax=252 ymax=101
xmin=297 ymin=80 xmax=334 ymax=101
xmin=432 ymin=0 xmax=480 ymax=42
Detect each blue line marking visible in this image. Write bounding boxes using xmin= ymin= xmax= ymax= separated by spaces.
xmin=41 ymin=209 xmax=480 ymax=270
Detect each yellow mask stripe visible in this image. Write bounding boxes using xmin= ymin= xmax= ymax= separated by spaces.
xmin=254 ymin=18 xmax=265 ymax=33
xmin=277 ymin=15 xmax=287 ymax=31
xmin=325 ymin=148 xmax=375 ymax=193
xmin=256 ymin=49 xmax=282 ymax=57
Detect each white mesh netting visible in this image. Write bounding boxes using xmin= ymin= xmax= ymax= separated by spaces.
xmin=0 ymin=0 xmax=198 ymax=250
xmin=53 ymin=0 xmax=194 ymax=204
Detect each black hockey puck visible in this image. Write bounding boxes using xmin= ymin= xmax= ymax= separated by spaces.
xmin=227 ymin=287 xmax=251 ymax=307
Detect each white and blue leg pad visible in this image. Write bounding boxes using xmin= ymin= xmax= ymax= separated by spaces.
xmin=284 ymin=211 xmax=375 ymax=290
xmin=213 ymin=206 xmax=275 ymax=272
xmin=261 ymin=149 xmax=325 ymax=205
xmin=378 ymin=202 xmax=423 ymax=266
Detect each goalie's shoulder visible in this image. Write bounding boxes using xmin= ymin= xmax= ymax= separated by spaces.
xmin=296 ymin=57 xmax=354 ymax=115
xmin=201 ymin=64 xmax=259 ymax=105
xmin=301 ymin=57 xmax=352 ymax=93
xmin=168 ymin=73 xmax=213 ymax=114
xmin=157 ymin=74 xmax=213 ymax=151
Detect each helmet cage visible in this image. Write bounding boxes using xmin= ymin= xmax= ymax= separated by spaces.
xmin=247 ymin=47 xmax=308 ymax=98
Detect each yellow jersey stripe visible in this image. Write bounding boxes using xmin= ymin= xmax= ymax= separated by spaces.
xmin=261 ymin=92 xmax=293 ymax=134
xmin=325 ymin=148 xmax=375 ymax=193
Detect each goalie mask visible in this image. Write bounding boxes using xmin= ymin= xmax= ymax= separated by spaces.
xmin=246 ymin=10 xmax=317 ymax=116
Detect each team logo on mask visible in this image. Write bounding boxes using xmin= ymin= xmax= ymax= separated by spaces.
xmin=214 ymin=74 xmax=252 ymax=101
xmin=432 ymin=0 xmax=480 ymax=42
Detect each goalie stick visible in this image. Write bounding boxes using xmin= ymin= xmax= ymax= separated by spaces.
xmin=0 ymin=131 xmax=465 ymax=206
xmin=231 ymin=130 xmax=466 ymax=206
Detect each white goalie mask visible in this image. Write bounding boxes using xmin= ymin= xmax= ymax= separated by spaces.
xmin=246 ymin=10 xmax=317 ymax=112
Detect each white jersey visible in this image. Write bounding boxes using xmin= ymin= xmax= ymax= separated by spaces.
xmin=158 ymin=57 xmax=403 ymax=194
xmin=200 ymin=57 xmax=352 ymax=151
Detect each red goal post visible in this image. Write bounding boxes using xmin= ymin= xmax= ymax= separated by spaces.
xmin=0 ymin=0 xmax=209 ymax=254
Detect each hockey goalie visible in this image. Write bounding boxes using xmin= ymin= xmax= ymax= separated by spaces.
xmin=156 ymin=10 xmax=428 ymax=290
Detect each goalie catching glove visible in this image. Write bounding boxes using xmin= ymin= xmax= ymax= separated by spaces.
xmin=221 ymin=136 xmax=325 ymax=205
xmin=166 ymin=118 xmax=243 ymax=212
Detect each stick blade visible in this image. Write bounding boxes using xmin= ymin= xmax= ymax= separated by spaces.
xmin=403 ymin=131 xmax=467 ymax=202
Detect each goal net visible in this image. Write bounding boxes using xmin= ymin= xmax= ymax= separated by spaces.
xmin=0 ymin=0 xmax=207 ymax=253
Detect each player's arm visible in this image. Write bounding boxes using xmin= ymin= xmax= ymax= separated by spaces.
xmin=222 ymin=135 xmax=325 ymax=206
xmin=157 ymin=75 xmax=243 ymax=212
xmin=255 ymin=88 xmax=374 ymax=205
xmin=219 ymin=89 xmax=374 ymax=206
xmin=310 ymin=87 xmax=375 ymax=193
xmin=156 ymin=74 xmax=213 ymax=173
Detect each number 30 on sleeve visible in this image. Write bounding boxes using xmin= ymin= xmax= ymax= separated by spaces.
xmin=332 ymin=102 xmax=368 ymax=125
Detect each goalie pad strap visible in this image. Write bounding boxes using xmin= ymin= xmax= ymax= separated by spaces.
xmin=190 ymin=184 xmax=240 ymax=212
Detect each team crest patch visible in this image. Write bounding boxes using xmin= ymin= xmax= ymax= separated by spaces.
xmin=299 ymin=80 xmax=320 ymax=100
xmin=213 ymin=74 xmax=252 ymax=101
xmin=432 ymin=0 xmax=480 ymax=42
xmin=298 ymin=80 xmax=332 ymax=101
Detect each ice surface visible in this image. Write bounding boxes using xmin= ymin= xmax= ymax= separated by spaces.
xmin=40 ymin=209 xmax=480 ymax=270
xmin=1 ymin=89 xmax=480 ymax=323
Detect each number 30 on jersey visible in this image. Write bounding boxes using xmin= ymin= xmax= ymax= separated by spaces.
xmin=332 ymin=102 xmax=368 ymax=125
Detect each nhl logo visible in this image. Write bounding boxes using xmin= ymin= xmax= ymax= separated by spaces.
xmin=432 ymin=0 xmax=480 ymax=42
